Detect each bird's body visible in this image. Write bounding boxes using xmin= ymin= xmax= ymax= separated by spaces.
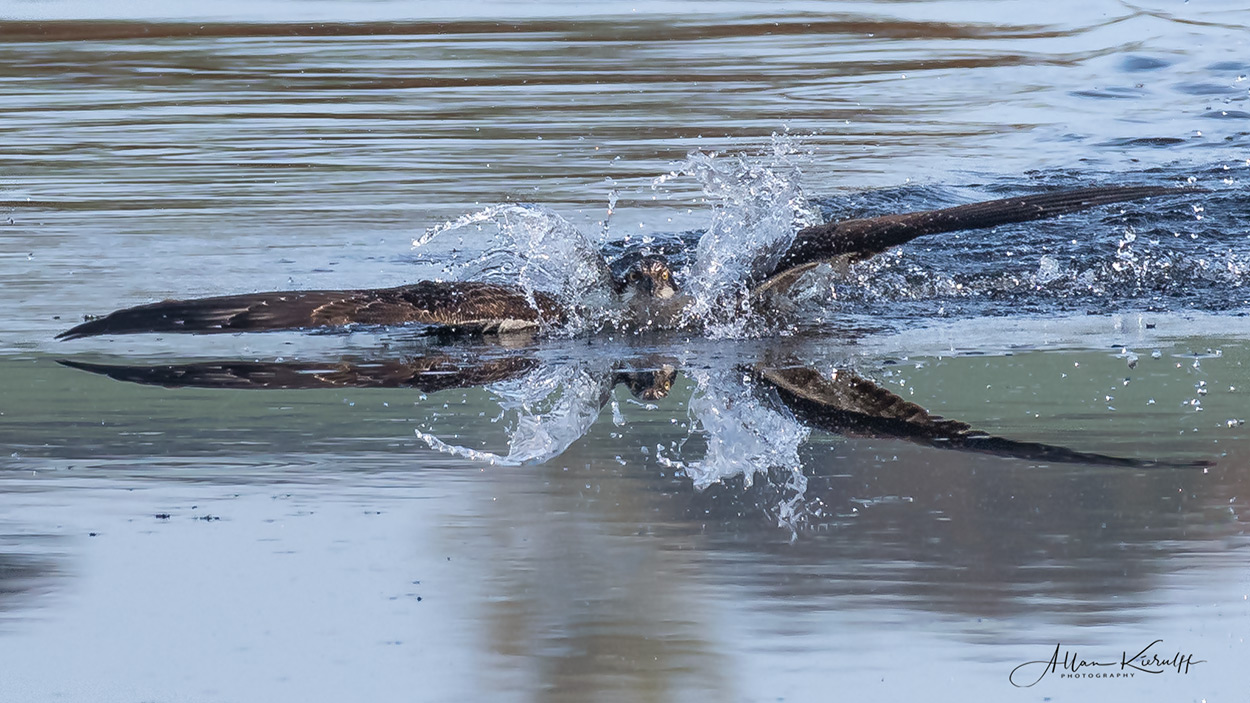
xmin=58 ymin=184 xmax=1199 ymax=341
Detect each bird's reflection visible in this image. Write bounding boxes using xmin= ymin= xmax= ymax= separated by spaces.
xmin=60 ymin=355 xmax=540 ymax=393
xmin=61 ymin=350 xmax=1209 ymax=478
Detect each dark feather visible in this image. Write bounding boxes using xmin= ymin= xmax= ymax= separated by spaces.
xmin=57 ymin=281 xmax=567 ymax=340
xmin=755 ymin=185 xmax=1203 ymax=296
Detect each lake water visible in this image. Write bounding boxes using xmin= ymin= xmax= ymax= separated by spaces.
xmin=2 ymin=1 xmax=1249 ymax=701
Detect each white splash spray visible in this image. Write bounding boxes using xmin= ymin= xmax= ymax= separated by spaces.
xmin=654 ymin=135 xmax=821 ymax=335
xmin=669 ymin=368 xmax=811 ymax=491
xmin=414 ymin=203 xmax=618 ymax=332
xmin=415 ymin=363 xmax=611 ymax=465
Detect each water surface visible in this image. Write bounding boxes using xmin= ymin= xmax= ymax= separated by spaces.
xmin=2 ymin=1 xmax=1249 ymax=701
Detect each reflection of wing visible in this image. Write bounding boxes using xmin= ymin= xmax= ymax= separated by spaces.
xmin=58 ymin=355 xmax=538 ymax=393
xmin=60 ymin=354 xmax=683 ymax=401
xmin=752 ymin=365 xmax=1210 ymax=468
xmin=753 ymin=185 xmax=1199 ymax=297
xmin=57 ymin=281 xmax=567 ymax=340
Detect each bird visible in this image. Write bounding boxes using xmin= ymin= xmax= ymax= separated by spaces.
xmin=56 ymin=184 xmax=1198 ymax=340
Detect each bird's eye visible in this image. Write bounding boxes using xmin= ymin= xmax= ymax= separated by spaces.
xmin=660 ymin=270 xmax=670 ymax=281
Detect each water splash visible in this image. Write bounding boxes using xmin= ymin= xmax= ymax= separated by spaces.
xmin=411 ymin=139 xmax=824 ymax=337
xmin=651 ymin=366 xmax=818 ymax=533
xmin=653 ymin=135 xmax=821 ymax=336
xmin=414 ymin=203 xmax=619 ymax=332
xmin=415 ymin=362 xmax=611 ymax=465
xmin=670 ymin=368 xmax=811 ymax=491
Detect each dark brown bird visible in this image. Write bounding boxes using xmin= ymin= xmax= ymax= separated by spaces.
xmin=57 ymin=184 xmax=1199 ymax=340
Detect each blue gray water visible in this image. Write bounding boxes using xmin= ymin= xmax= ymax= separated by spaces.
xmin=2 ymin=1 xmax=1249 ymax=701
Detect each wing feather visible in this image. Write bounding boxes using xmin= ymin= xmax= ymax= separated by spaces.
xmin=58 ymin=281 xmax=567 ymax=340
xmin=753 ymin=184 xmax=1202 ymax=297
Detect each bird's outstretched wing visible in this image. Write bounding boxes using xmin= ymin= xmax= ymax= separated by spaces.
xmin=753 ymin=184 xmax=1201 ymax=297
xmin=57 ymin=354 xmax=541 ymax=392
xmin=752 ymin=364 xmax=1210 ymax=469
xmin=57 ymin=281 xmax=567 ymax=340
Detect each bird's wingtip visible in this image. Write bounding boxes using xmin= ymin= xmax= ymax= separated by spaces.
xmin=56 ymin=317 xmax=112 ymax=341
xmin=56 ymin=315 xmax=102 ymax=340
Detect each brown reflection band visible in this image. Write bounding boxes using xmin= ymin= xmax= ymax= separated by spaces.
xmin=0 ymin=17 xmax=1070 ymax=43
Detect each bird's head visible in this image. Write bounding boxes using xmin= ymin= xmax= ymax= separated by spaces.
xmin=616 ymin=254 xmax=678 ymax=300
